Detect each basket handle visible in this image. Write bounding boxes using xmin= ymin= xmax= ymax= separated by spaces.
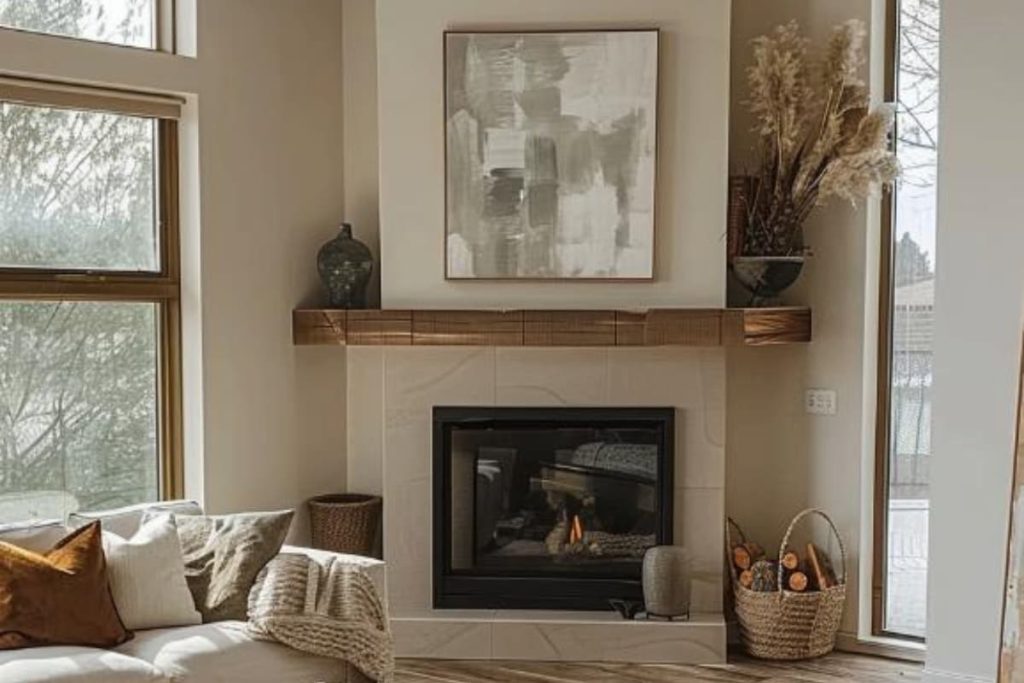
xmin=725 ymin=517 xmax=747 ymax=583
xmin=776 ymin=508 xmax=847 ymax=594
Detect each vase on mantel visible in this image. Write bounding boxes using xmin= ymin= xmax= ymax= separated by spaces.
xmin=317 ymin=223 xmax=373 ymax=309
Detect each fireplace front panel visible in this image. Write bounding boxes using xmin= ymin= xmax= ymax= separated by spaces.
xmin=433 ymin=407 xmax=674 ymax=610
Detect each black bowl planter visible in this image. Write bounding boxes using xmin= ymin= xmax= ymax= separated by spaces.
xmin=730 ymin=255 xmax=806 ymax=307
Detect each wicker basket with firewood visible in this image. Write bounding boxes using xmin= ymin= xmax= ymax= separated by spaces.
xmin=726 ymin=509 xmax=847 ymax=660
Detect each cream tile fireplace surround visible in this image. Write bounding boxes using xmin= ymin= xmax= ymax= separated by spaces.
xmin=348 ymin=0 xmax=733 ymax=664
xmin=346 ymin=346 xmax=727 ymax=662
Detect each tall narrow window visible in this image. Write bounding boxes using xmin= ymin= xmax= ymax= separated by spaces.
xmin=0 ymin=80 xmax=183 ymax=523
xmin=874 ymin=0 xmax=940 ymax=640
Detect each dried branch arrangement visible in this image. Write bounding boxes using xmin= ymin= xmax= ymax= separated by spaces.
xmin=743 ymin=20 xmax=899 ymax=256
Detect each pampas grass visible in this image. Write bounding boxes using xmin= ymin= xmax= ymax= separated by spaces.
xmin=744 ymin=20 xmax=899 ymax=256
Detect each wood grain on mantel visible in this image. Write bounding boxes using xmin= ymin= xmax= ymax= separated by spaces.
xmin=293 ymin=307 xmax=811 ymax=348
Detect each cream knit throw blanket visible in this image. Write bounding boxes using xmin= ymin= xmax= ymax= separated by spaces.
xmin=247 ymin=552 xmax=394 ymax=682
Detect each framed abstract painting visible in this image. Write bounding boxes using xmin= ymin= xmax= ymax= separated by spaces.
xmin=444 ymin=29 xmax=659 ymax=280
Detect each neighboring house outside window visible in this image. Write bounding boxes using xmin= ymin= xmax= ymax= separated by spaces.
xmin=875 ymin=0 xmax=940 ymax=641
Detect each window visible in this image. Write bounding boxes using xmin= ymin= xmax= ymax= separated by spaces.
xmin=874 ymin=0 xmax=940 ymax=640
xmin=0 ymin=79 xmax=182 ymax=524
xmin=0 ymin=0 xmax=163 ymax=50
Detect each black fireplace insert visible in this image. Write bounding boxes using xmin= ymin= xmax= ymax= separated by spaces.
xmin=433 ymin=406 xmax=674 ymax=610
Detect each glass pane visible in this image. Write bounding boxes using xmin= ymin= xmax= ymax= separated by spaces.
xmin=885 ymin=0 xmax=940 ymax=639
xmin=0 ymin=301 xmax=159 ymax=524
xmin=448 ymin=425 xmax=663 ymax=577
xmin=0 ymin=102 xmax=158 ymax=272
xmin=0 ymin=0 xmax=154 ymax=49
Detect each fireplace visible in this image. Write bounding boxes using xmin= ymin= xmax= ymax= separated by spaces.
xmin=433 ymin=407 xmax=674 ymax=610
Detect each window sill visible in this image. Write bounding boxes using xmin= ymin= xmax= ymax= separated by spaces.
xmin=835 ymin=631 xmax=926 ymax=663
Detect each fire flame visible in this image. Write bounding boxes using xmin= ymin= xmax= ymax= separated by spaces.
xmin=569 ymin=515 xmax=584 ymax=545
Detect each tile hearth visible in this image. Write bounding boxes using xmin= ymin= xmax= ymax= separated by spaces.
xmin=391 ymin=611 xmax=725 ymax=662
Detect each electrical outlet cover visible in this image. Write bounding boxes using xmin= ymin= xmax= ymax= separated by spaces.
xmin=805 ymin=389 xmax=837 ymax=415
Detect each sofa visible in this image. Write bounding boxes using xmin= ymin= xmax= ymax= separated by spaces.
xmin=0 ymin=502 xmax=383 ymax=683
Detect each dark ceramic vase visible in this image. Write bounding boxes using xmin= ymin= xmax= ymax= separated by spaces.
xmin=730 ymin=255 xmax=806 ymax=307
xmin=317 ymin=223 xmax=373 ymax=309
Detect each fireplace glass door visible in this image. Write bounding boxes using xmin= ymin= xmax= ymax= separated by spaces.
xmin=434 ymin=407 xmax=673 ymax=610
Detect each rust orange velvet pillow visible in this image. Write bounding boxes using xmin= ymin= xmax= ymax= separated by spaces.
xmin=0 ymin=521 xmax=130 ymax=650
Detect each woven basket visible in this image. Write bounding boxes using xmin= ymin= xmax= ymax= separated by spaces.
xmin=727 ymin=509 xmax=847 ymax=660
xmin=308 ymin=494 xmax=382 ymax=557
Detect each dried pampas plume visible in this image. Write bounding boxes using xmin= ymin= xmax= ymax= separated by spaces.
xmin=743 ymin=20 xmax=899 ymax=257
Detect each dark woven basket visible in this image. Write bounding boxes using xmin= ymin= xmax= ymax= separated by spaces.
xmin=308 ymin=493 xmax=382 ymax=557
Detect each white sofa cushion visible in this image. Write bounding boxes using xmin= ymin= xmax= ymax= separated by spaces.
xmin=0 ymin=647 xmax=168 ymax=683
xmin=103 ymin=514 xmax=203 ymax=631
xmin=115 ymin=622 xmax=348 ymax=683
xmin=69 ymin=500 xmax=203 ymax=538
xmin=0 ymin=519 xmax=69 ymax=553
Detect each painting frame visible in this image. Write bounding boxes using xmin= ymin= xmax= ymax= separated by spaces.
xmin=443 ymin=28 xmax=661 ymax=282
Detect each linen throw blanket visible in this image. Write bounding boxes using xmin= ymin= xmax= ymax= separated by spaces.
xmin=247 ymin=552 xmax=394 ymax=682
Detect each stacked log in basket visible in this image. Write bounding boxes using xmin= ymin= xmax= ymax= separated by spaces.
xmin=727 ymin=509 xmax=847 ymax=660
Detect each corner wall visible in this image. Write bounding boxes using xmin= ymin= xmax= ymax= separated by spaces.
xmin=726 ymin=0 xmax=878 ymax=642
xmin=193 ymin=1 xmax=349 ymax=534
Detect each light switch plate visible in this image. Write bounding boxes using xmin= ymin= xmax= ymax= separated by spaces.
xmin=805 ymin=389 xmax=838 ymax=415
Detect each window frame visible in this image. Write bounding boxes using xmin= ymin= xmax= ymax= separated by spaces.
xmin=0 ymin=94 xmax=183 ymax=502
xmin=872 ymin=0 xmax=928 ymax=644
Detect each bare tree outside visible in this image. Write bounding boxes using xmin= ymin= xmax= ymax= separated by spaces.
xmin=0 ymin=1 xmax=162 ymax=523
xmin=885 ymin=0 xmax=940 ymax=640
xmin=0 ymin=0 xmax=153 ymax=48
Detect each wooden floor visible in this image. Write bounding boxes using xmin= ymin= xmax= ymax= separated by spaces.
xmin=395 ymin=653 xmax=921 ymax=682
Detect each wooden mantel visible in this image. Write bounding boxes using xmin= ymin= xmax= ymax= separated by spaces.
xmin=292 ymin=307 xmax=811 ymax=348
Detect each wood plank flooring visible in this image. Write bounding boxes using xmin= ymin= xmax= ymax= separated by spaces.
xmin=395 ymin=653 xmax=921 ymax=682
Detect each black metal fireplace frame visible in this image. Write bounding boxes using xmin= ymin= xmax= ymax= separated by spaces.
xmin=432 ymin=406 xmax=674 ymax=611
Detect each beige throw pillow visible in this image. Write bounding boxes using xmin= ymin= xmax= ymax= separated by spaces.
xmin=103 ymin=514 xmax=202 ymax=630
xmin=153 ymin=510 xmax=294 ymax=623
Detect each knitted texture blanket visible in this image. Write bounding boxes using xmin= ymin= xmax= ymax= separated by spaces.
xmin=247 ymin=552 xmax=394 ymax=682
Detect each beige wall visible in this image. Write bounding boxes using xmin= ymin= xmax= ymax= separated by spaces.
xmin=925 ymin=0 xmax=1024 ymax=679
xmin=726 ymin=0 xmax=879 ymax=642
xmin=0 ymin=0 xmax=351 ymax=536
xmin=375 ymin=0 xmax=731 ymax=310
xmin=192 ymin=0 xmax=348 ymax=534
xmin=343 ymin=0 xmax=382 ymax=309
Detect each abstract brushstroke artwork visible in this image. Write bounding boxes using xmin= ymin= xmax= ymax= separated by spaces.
xmin=445 ymin=30 xmax=659 ymax=280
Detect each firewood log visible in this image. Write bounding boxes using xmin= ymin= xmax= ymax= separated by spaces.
xmin=787 ymin=570 xmax=809 ymax=592
xmin=732 ymin=542 xmax=764 ymax=571
xmin=806 ymin=543 xmax=838 ymax=590
xmin=781 ymin=550 xmax=800 ymax=571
